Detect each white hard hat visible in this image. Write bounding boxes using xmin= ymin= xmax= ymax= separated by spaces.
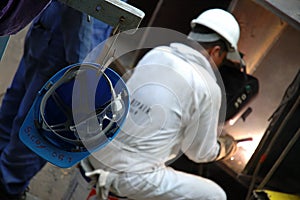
xmin=188 ymin=8 xmax=241 ymax=61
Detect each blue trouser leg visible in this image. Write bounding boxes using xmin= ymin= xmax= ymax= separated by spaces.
xmin=92 ymin=19 xmax=112 ymax=48
xmin=0 ymin=59 xmax=26 ymax=152
xmin=0 ymin=0 xmax=112 ymax=195
xmin=0 ymin=58 xmax=49 ymax=195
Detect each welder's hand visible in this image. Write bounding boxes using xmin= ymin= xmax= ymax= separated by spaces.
xmin=215 ymin=133 xmax=237 ymax=161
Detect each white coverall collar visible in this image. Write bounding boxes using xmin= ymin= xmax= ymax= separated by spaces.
xmin=169 ymin=43 xmax=217 ymax=81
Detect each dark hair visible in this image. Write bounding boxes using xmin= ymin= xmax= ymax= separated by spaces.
xmin=191 ymin=24 xmax=229 ymax=55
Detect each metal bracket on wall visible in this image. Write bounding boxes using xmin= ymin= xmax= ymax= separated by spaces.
xmin=58 ymin=0 xmax=145 ymax=32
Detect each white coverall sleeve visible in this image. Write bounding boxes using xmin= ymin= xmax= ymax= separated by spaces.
xmin=181 ymin=80 xmax=222 ymax=163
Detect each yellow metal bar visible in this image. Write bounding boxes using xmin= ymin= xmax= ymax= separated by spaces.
xmin=254 ymin=190 xmax=300 ymax=200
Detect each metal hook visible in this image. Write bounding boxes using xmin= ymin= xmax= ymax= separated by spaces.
xmin=97 ymin=17 xmax=124 ymax=74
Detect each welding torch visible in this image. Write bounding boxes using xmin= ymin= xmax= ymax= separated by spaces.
xmin=235 ymin=137 xmax=253 ymax=143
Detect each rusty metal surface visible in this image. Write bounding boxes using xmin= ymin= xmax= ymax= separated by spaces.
xmin=255 ymin=0 xmax=300 ymax=31
xmin=231 ymin=0 xmax=287 ymax=74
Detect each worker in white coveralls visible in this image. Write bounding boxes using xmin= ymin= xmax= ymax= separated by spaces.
xmin=81 ymin=8 xmax=241 ymax=200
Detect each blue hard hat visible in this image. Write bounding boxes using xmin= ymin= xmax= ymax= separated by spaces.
xmin=19 ymin=63 xmax=129 ymax=168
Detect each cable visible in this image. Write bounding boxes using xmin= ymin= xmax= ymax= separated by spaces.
xmin=258 ymin=128 xmax=300 ymax=189
xmin=245 ymin=96 xmax=300 ymax=199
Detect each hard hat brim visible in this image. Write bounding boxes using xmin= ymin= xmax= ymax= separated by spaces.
xmin=19 ymin=63 xmax=129 ymax=168
xmin=187 ymin=32 xmax=222 ymax=43
xmin=20 ymin=96 xmax=91 ymax=168
xmin=188 ymin=31 xmax=241 ymax=62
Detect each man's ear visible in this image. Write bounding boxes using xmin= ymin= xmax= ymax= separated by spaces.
xmin=208 ymin=45 xmax=226 ymax=67
xmin=210 ymin=45 xmax=222 ymax=58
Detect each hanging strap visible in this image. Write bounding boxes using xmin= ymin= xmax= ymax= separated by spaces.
xmin=81 ymin=158 xmax=119 ymax=200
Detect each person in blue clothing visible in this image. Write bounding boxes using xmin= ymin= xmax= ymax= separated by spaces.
xmin=0 ymin=1 xmax=114 ymax=199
